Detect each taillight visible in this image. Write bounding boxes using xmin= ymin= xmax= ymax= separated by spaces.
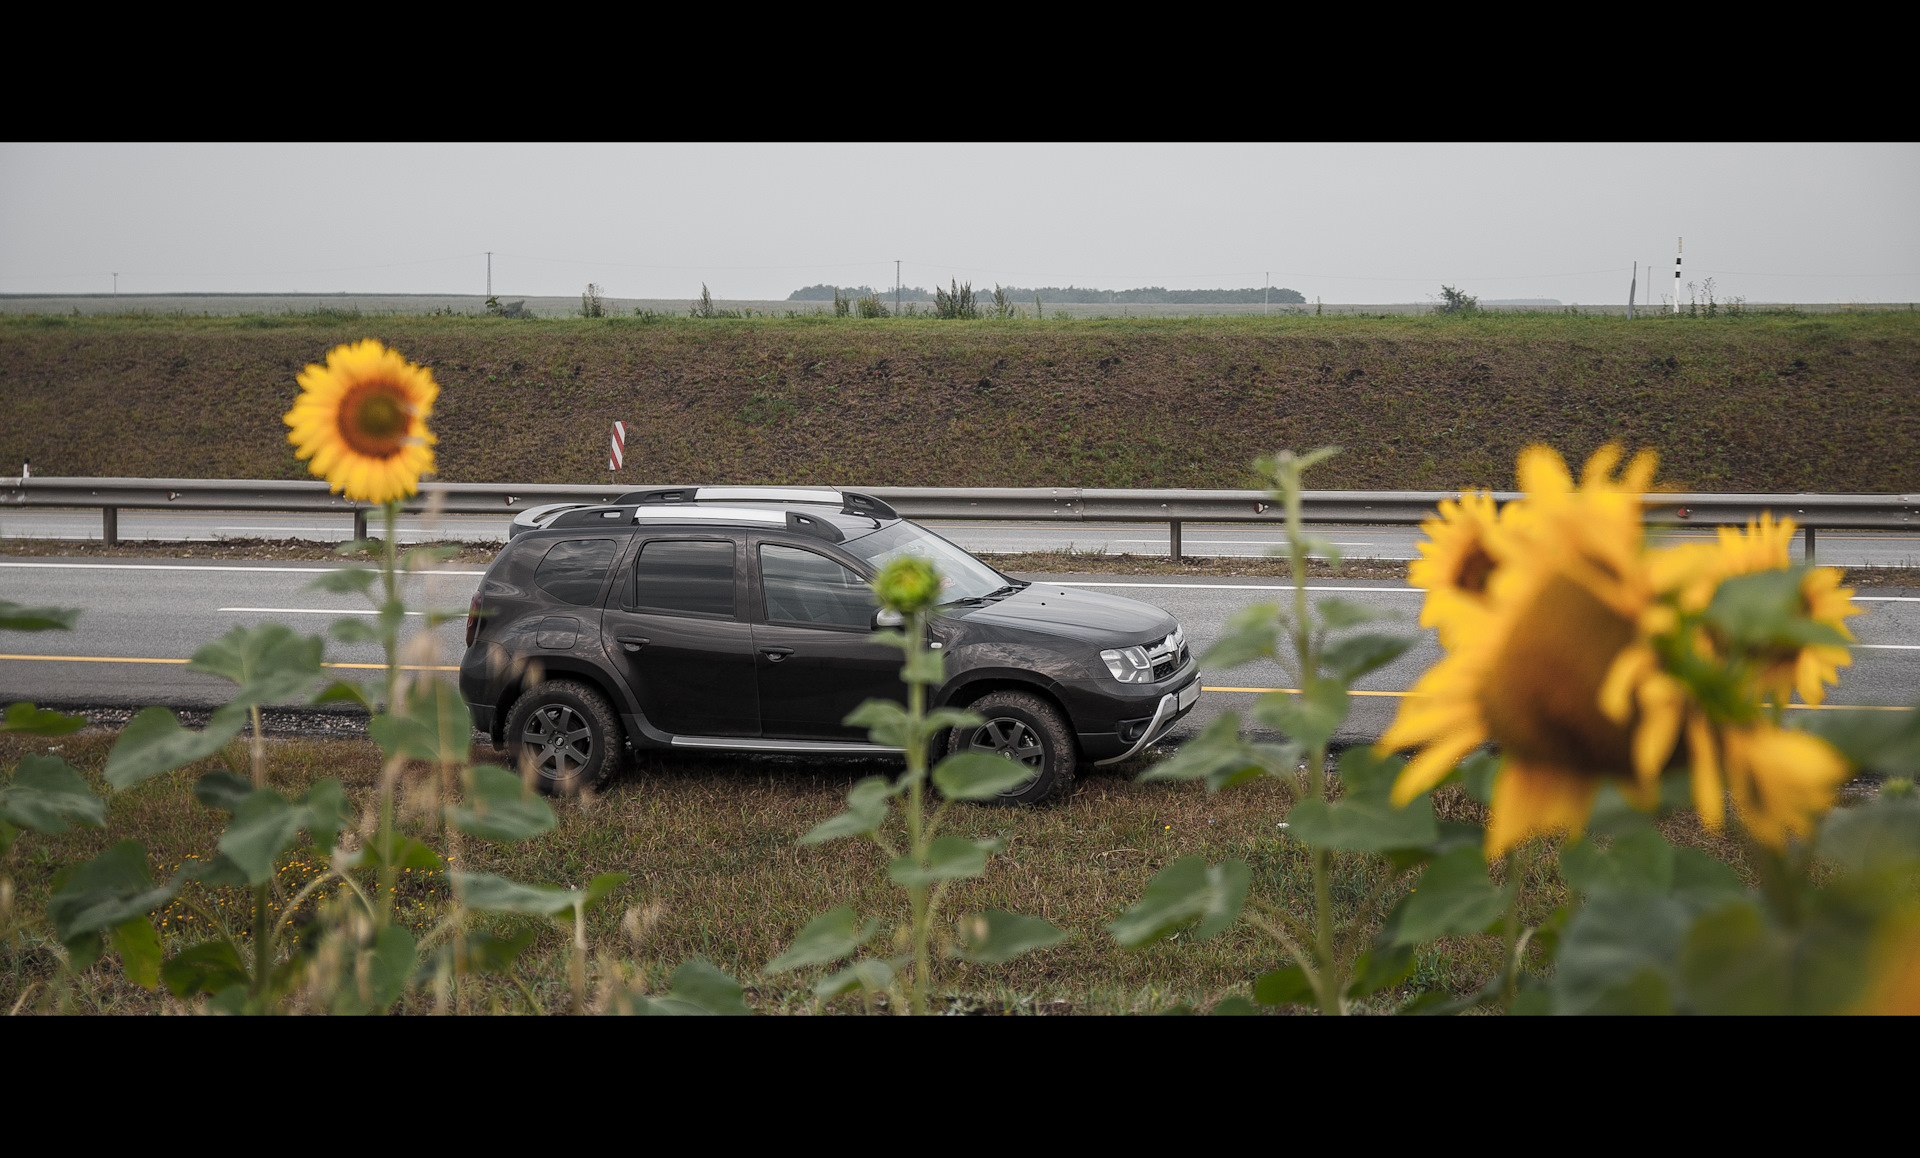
xmin=465 ymin=591 xmax=483 ymax=647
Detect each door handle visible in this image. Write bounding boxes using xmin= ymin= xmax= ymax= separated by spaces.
xmin=761 ymin=646 xmax=795 ymax=662
xmin=616 ymin=636 xmax=650 ymax=653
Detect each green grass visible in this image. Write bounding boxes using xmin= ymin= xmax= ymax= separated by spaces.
xmin=2 ymin=311 xmax=1915 ymax=493
xmin=0 ymin=727 xmax=1758 ymax=1015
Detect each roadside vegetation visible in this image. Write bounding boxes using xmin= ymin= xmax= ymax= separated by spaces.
xmin=2 ymin=311 xmax=1915 ymax=493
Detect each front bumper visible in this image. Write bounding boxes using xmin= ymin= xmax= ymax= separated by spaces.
xmin=1092 ymin=677 xmax=1201 ymax=765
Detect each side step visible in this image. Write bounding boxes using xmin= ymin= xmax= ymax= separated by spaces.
xmin=669 ymin=736 xmax=903 ymax=755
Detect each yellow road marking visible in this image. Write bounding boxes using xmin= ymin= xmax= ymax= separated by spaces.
xmin=1201 ymin=685 xmax=1912 ymax=710
xmin=0 ymin=654 xmax=458 ymax=672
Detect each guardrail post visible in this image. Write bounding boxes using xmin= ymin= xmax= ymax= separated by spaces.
xmin=102 ymin=507 xmax=118 ymax=547
xmin=1804 ymin=525 xmax=1817 ymax=566
xmin=353 ymin=508 xmax=367 ymax=543
xmin=1169 ymin=520 xmax=1182 ymax=563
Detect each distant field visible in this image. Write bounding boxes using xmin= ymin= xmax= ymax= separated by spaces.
xmin=1 ymin=311 xmax=1915 ymax=492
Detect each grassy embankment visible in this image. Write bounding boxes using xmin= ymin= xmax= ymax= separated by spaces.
xmin=1 ymin=727 xmax=1761 ymax=1015
xmin=2 ymin=310 xmax=1916 ymax=493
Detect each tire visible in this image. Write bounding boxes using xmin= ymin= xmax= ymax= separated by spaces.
xmin=946 ymin=690 xmax=1076 ymax=806
xmin=504 ymin=679 xmax=624 ymax=796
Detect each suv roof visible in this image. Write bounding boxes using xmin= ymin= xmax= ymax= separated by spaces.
xmin=508 ymin=485 xmax=899 ymax=544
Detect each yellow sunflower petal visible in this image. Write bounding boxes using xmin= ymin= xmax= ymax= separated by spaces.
xmin=1632 ymin=672 xmax=1689 ymax=784
xmin=1391 ymin=725 xmax=1488 ymax=806
xmin=1685 ymin=711 xmax=1725 ymax=830
xmin=1723 ymin=723 xmax=1849 ymax=850
xmin=1486 ymin=759 xmax=1600 ymax=857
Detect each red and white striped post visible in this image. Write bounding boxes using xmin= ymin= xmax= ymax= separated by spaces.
xmin=608 ymin=420 xmax=626 ymax=484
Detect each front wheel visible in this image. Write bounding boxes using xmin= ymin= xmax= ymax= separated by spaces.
xmin=946 ymin=690 xmax=1076 ymax=806
xmin=504 ymin=679 xmax=623 ymax=795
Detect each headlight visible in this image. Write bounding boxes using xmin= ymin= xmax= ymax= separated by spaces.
xmin=1100 ymin=646 xmax=1154 ymax=683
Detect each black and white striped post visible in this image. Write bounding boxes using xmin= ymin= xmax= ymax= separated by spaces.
xmin=1673 ymin=236 xmax=1683 ymax=314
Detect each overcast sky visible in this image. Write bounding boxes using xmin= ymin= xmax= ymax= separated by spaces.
xmin=3 ymin=143 xmax=1915 ymax=304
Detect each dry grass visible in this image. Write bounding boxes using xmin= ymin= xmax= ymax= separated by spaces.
xmin=0 ymin=537 xmax=500 ymax=564
xmin=1 ymin=724 xmax=1769 ymax=1016
xmin=3 ymin=312 xmax=1916 ymax=494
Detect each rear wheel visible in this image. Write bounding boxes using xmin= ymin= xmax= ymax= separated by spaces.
xmin=946 ymin=690 xmax=1075 ymax=806
xmin=504 ymin=679 xmax=623 ymax=795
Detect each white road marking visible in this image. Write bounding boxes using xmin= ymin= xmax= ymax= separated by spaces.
xmin=1046 ymin=581 xmax=1421 ymax=593
xmin=0 ymin=561 xmax=487 ymax=575
xmin=1857 ymin=644 xmax=1920 ymax=650
xmin=1855 ymin=597 xmax=1920 ymax=602
xmin=220 ymin=606 xmax=424 ymax=616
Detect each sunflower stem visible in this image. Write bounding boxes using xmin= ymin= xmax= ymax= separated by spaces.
xmin=1498 ymin=848 xmax=1522 ymax=1009
xmin=375 ymin=501 xmax=401 ymax=927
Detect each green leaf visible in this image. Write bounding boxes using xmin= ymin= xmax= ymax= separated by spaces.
xmin=1286 ymin=794 xmax=1438 ymax=855
xmin=334 ymin=539 xmax=378 ymax=558
xmin=925 ymin=707 xmax=984 ymax=734
xmin=192 ymin=770 xmax=253 ymax=812
xmin=369 ymin=677 xmax=471 ymax=764
xmin=104 ymin=703 xmax=249 ymax=788
xmin=403 ymin=545 xmax=462 ymax=571
xmin=764 ymin=905 xmax=880 ymax=973
xmin=1201 ymin=602 xmax=1281 ymax=670
xmin=311 ymin=677 xmax=376 ymax=711
xmin=179 ymin=852 xmax=251 ymax=888
xmin=1804 ymin=707 xmax=1920 ymax=778
xmin=652 ymin=960 xmax=751 ymax=1016
xmin=161 ymin=940 xmax=250 ymax=998
xmin=1559 ymin=829 xmax=1675 ymax=897
xmin=1705 ymin=568 xmax=1851 ymax=651
xmin=0 ymin=600 xmax=80 ymax=632
xmin=464 ymin=928 xmax=538 ymax=974
xmin=366 ymin=926 xmax=417 ymax=1009
xmin=1252 ymin=679 xmax=1349 ymax=752
xmin=1389 ymin=847 xmax=1510 ymax=945
xmin=1139 ymin=711 xmax=1298 ymax=791
xmin=303 ymin=778 xmax=348 ymax=857
xmin=327 ymin=618 xmax=382 ymax=646
xmin=1347 ymin=942 xmax=1416 ymax=999
xmin=1818 ymin=797 xmax=1920 ymax=875
xmin=842 ymin=699 xmax=911 ymax=748
xmin=1549 ymin=892 xmax=1688 ymax=1014
xmin=307 ymin=566 xmax=378 ymax=595
xmin=110 ymin=918 xmax=164 ymax=990
xmin=887 ymin=834 xmax=990 ymax=887
xmin=933 ymin=751 xmax=1040 ymax=801
xmin=1108 ymin=857 xmax=1251 ymax=948
xmin=1333 ymin=745 xmax=1407 ymax=801
xmin=954 ymin=910 xmax=1067 ymax=964
xmin=1 ymin=702 xmax=86 ymax=736
xmin=800 ymin=775 xmax=894 ymax=844
xmin=1321 ymin=632 xmax=1415 ymax=683
xmin=1208 ymin=995 xmax=1258 ymax=1016
xmin=216 ymin=789 xmax=307 ymax=884
xmin=1254 ymin=965 xmax=1316 ymax=1006
xmin=47 ymin=840 xmax=176 ymax=944
xmin=0 ymin=755 xmax=106 ymax=833
xmin=1676 ymin=901 xmax=1790 ymax=1015
xmin=901 ymin=649 xmax=945 ymax=685
xmin=0 ymin=819 xmax=15 ymax=858
xmin=454 ymin=872 xmax=579 ymax=917
xmin=1454 ymin=750 xmax=1500 ymax=805
xmin=453 ymin=764 xmax=558 ymax=843
xmin=815 ymin=958 xmax=895 ymax=1000
xmin=580 ymin=872 xmax=630 ymax=914
xmin=188 ymin=623 xmax=326 ymax=707
xmin=1315 ymin=597 xmax=1388 ymax=630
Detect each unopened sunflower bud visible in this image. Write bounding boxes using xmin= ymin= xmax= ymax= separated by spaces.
xmin=873 ymin=556 xmax=941 ymax=614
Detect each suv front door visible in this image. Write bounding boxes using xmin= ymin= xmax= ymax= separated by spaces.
xmin=751 ymin=539 xmax=906 ymax=741
xmin=600 ymin=535 xmax=759 ymax=737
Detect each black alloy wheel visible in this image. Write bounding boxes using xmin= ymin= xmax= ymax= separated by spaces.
xmin=504 ymin=679 xmax=623 ymax=795
xmin=949 ymin=689 xmax=1075 ymax=806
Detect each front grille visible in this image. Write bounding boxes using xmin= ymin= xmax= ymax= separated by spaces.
xmin=1151 ymin=645 xmax=1187 ymax=682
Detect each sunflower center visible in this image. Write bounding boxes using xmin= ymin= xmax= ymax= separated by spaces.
xmin=1455 ymin=541 xmax=1497 ymax=595
xmin=1480 ymin=572 xmax=1635 ymax=777
xmin=339 ymin=383 xmax=410 ymax=458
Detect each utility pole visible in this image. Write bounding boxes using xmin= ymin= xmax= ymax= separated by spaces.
xmin=895 ymin=260 xmax=901 ymax=318
xmin=486 ymin=252 xmax=492 ymax=298
xmin=1673 ymin=237 xmax=1683 ymax=314
xmin=1264 ymin=272 xmax=1270 ymax=317
xmin=1628 ymin=261 xmax=1636 ymax=320
xmin=112 ymin=272 xmax=118 ymax=297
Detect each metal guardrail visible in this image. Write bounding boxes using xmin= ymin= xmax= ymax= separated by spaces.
xmin=4 ymin=477 xmax=1917 ymax=564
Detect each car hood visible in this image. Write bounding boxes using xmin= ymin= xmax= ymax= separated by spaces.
xmin=948 ymin=584 xmax=1173 ymax=646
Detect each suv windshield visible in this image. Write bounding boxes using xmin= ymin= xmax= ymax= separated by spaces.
xmin=842 ymin=521 xmax=1011 ymax=603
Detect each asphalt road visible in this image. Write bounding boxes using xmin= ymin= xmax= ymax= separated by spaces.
xmin=5 ymin=508 xmax=1920 ymax=567
xmin=3 ymin=557 xmax=1915 ymax=747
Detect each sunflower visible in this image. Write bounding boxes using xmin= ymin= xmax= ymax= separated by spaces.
xmin=1384 ymin=444 xmax=1676 ymax=856
xmin=1720 ymin=720 xmax=1848 ymax=849
xmin=284 ymin=339 xmax=439 ymax=505
xmin=1407 ymin=491 xmax=1505 ymax=647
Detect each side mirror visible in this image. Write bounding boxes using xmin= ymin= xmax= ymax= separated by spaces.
xmin=873 ymin=608 xmax=905 ymax=629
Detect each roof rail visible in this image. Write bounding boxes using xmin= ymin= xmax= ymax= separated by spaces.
xmin=611 ymin=485 xmax=898 ymax=521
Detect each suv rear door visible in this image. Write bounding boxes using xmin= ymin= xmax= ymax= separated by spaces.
xmin=600 ymin=534 xmax=759 ymax=737
xmin=750 ymin=538 xmax=906 ymax=741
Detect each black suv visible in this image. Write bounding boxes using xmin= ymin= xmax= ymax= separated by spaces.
xmin=460 ymin=486 xmax=1199 ymax=802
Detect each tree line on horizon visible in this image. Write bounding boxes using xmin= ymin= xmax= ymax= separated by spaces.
xmin=788 ymin=283 xmax=1307 ymax=305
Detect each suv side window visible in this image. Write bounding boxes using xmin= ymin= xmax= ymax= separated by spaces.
xmin=760 ymin=543 xmax=873 ymax=629
xmin=630 ymin=540 xmax=737 ymax=619
xmin=533 ymin=538 xmax=619 ymax=606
